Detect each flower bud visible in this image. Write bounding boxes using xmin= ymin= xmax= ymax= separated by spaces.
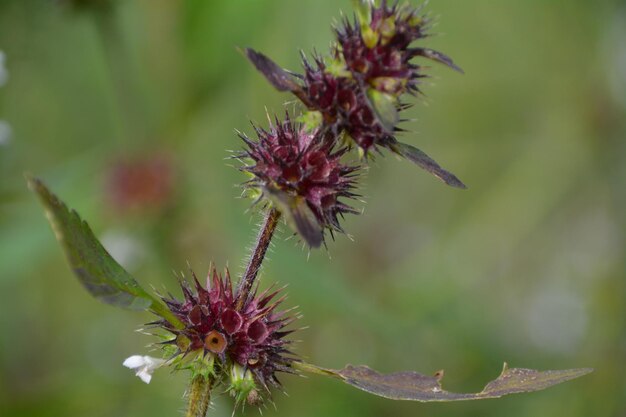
xmin=228 ymin=364 xmax=258 ymax=405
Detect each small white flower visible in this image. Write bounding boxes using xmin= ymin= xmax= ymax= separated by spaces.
xmin=123 ymin=355 xmax=167 ymax=384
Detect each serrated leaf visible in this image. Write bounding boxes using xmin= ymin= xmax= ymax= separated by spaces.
xmin=244 ymin=48 xmax=302 ymax=93
xmin=366 ymin=88 xmax=399 ymax=132
xmin=295 ymin=362 xmax=592 ymax=402
xmin=388 ymin=141 xmax=467 ymax=189
xmin=27 ymin=176 xmax=184 ymax=329
xmin=264 ymin=186 xmax=323 ymax=248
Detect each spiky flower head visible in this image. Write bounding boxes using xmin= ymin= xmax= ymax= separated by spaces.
xmin=300 ymin=0 xmax=463 ymax=155
xmin=341 ymin=0 xmax=463 ymax=95
xmin=300 ymin=55 xmax=390 ymax=153
xmin=156 ymin=266 xmax=298 ymax=406
xmin=244 ymin=0 xmax=466 ymax=188
xmin=237 ymin=114 xmax=361 ymax=248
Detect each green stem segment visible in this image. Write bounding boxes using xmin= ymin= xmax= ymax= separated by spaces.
xmin=236 ymin=208 xmax=281 ymax=309
xmin=292 ymin=361 xmax=341 ymax=379
xmin=186 ymin=375 xmax=213 ymax=417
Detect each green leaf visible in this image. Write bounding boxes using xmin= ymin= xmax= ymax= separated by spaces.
xmin=294 ymin=362 xmax=592 ymax=402
xmin=387 ymin=141 xmax=467 ymax=189
xmin=27 ymin=175 xmax=185 ymax=329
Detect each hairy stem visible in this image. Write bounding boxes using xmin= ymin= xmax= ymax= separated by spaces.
xmin=237 ymin=208 xmax=281 ymax=308
xmin=186 ymin=374 xmax=213 ymax=417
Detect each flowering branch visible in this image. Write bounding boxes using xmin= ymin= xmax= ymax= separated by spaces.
xmin=28 ymin=176 xmax=592 ymax=413
xmin=28 ymin=0 xmax=593 ymax=415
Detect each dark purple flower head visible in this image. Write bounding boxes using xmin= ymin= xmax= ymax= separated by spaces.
xmin=338 ymin=1 xmax=463 ymax=97
xmin=160 ymin=266 xmax=298 ymax=402
xmin=300 ymin=55 xmax=388 ymax=153
xmin=244 ymin=1 xmax=466 ymax=189
xmin=298 ymin=0 xmax=462 ymax=155
xmin=237 ymin=114 xmax=361 ymax=247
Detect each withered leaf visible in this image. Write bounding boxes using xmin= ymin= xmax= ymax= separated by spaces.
xmin=388 ymin=140 xmax=467 ymax=189
xmin=244 ymin=48 xmax=302 ymax=93
xmin=295 ymin=362 xmax=592 ymax=402
xmin=27 ymin=176 xmax=185 ymax=329
xmin=265 ymin=185 xmax=324 ymax=248
xmin=412 ymin=47 xmax=465 ymax=74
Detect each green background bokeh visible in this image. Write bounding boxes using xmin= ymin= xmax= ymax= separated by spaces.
xmin=1 ymin=0 xmax=625 ymax=416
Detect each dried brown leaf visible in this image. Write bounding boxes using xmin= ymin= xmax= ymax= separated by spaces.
xmin=295 ymin=362 xmax=592 ymax=402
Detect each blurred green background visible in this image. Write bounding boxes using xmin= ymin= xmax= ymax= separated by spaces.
xmin=1 ymin=0 xmax=625 ymax=416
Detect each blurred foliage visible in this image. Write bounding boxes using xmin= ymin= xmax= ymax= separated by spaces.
xmin=0 ymin=0 xmax=625 ymax=416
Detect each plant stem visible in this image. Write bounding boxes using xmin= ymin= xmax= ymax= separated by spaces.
xmin=236 ymin=208 xmax=281 ymax=308
xmin=186 ymin=374 xmax=213 ymax=417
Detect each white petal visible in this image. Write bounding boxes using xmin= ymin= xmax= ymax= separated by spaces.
xmin=136 ymin=369 xmax=153 ymax=384
xmin=123 ymin=355 xmax=167 ymax=384
xmin=144 ymin=356 xmax=167 ymax=369
xmin=123 ymin=355 xmax=146 ymax=369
